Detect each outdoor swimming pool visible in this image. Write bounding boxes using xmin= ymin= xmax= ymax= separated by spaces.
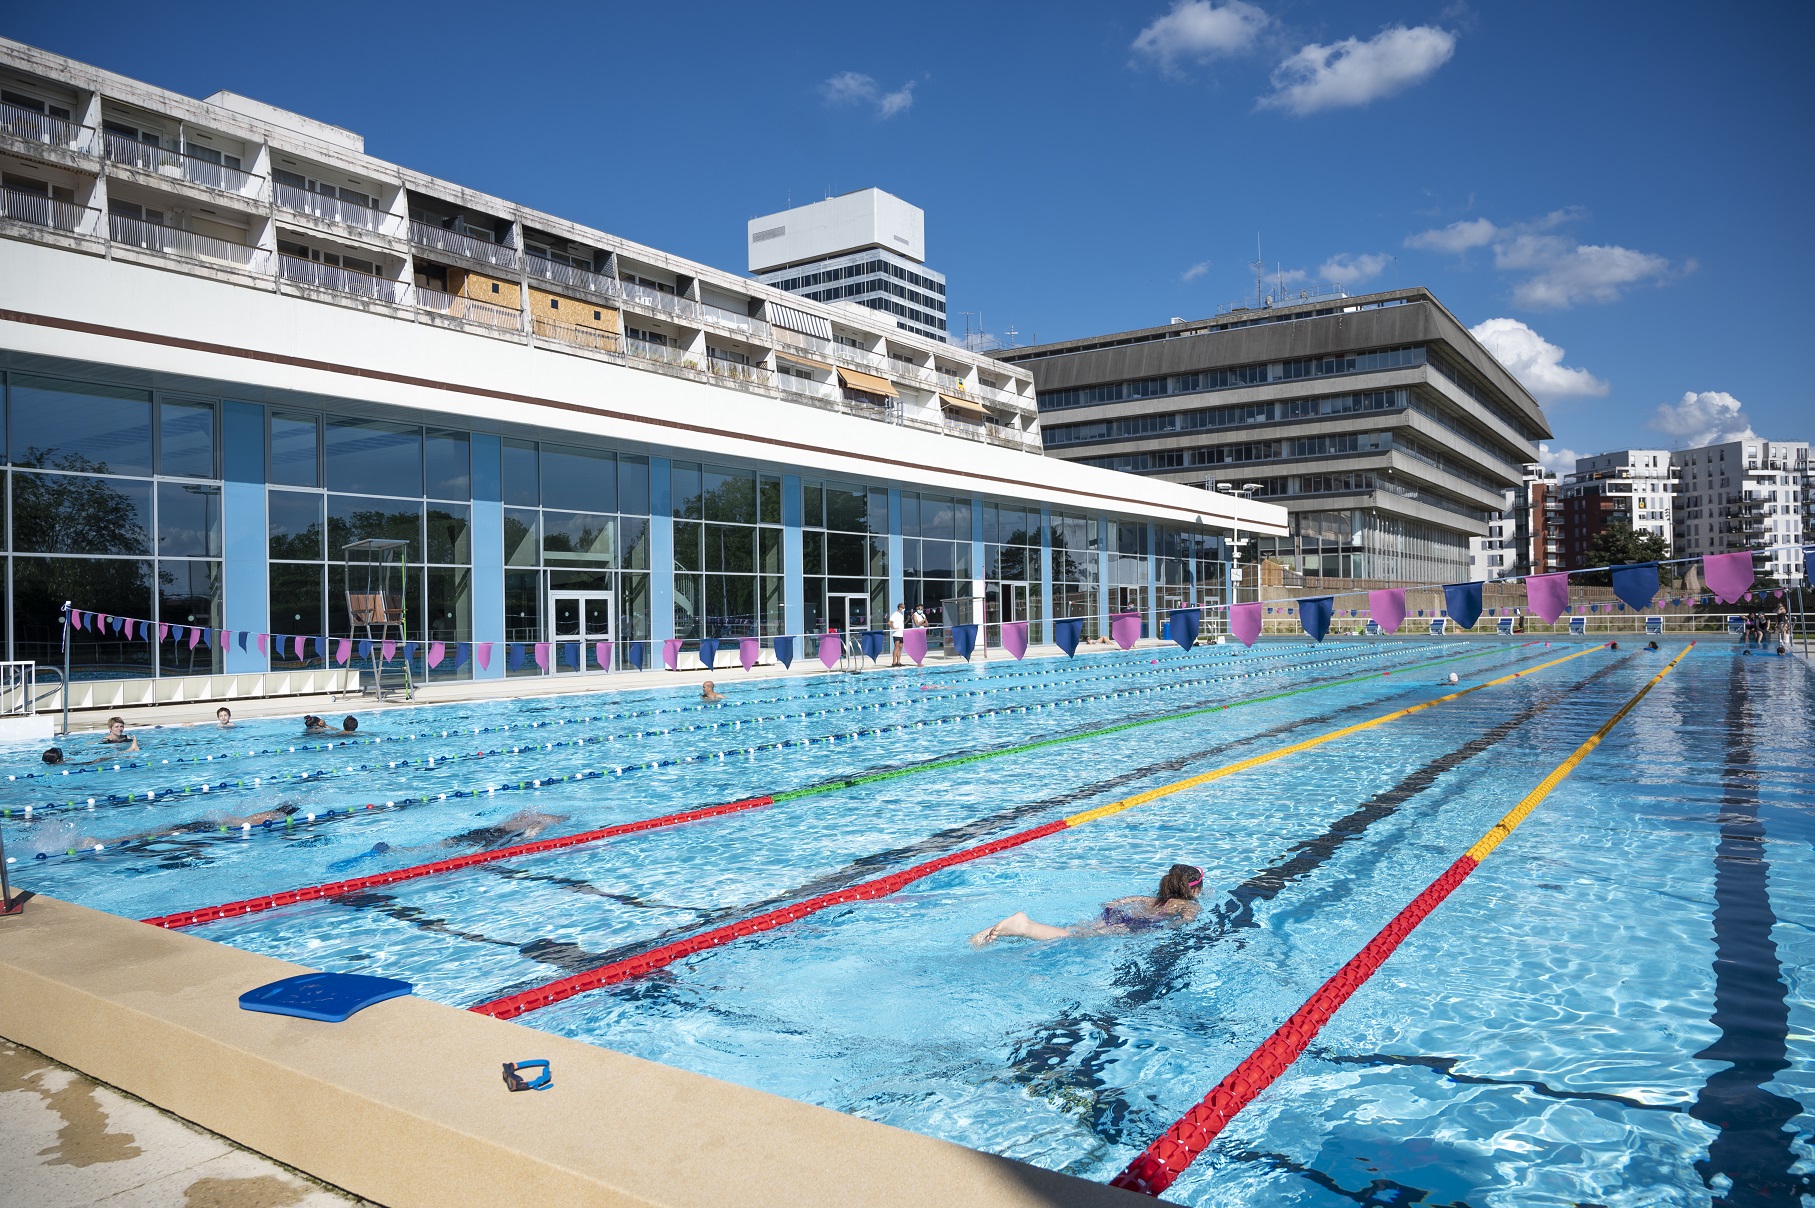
xmin=5 ymin=639 xmax=1811 ymax=1205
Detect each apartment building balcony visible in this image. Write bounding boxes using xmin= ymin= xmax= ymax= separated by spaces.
xmin=102 ymin=130 xmax=260 ymax=197
xmin=532 ymin=313 xmax=621 ymax=356
xmin=620 ymin=279 xmax=701 ymax=324
xmin=525 ymin=253 xmax=619 ymax=300
xmin=777 ymin=374 xmax=840 ymax=404
xmin=276 ymin=251 xmax=407 ymax=304
xmin=698 ymin=300 xmax=770 ymax=340
xmin=408 ymin=219 xmax=518 ymax=270
xmin=706 ymin=356 xmax=775 ymax=389
xmin=274 ymin=181 xmax=401 ymax=241
xmin=1 ymin=187 xmax=101 ymax=238
xmin=0 ymin=99 xmax=93 ymax=168
xmin=416 ymin=285 xmax=520 ymax=333
xmin=625 ymin=336 xmax=694 ymax=370
xmin=109 ymin=212 xmax=268 ymax=274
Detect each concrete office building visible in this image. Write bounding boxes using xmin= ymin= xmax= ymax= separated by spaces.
xmin=749 ymin=189 xmax=948 ymax=343
xmin=996 ymin=287 xmax=1551 ymax=586
xmin=0 ymin=40 xmax=1284 ymax=696
xmin=1556 ymin=449 xmax=1675 ymax=569
xmin=1672 ymin=438 xmax=1809 ymax=585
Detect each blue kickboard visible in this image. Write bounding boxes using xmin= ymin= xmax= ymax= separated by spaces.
xmin=239 ymin=972 xmax=413 ymax=1022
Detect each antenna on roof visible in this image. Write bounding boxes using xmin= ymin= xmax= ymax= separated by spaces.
xmin=1250 ymin=235 xmax=1265 ymax=309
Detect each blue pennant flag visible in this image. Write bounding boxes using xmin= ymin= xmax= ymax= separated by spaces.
xmin=1610 ymin=562 xmax=1659 ymax=613
xmin=111 ymin=616 xmax=124 ymax=633
xmin=507 ymin=644 xmax=525 ymax=670
xmin=859 ymin=630 xmax=889 ymax=661
xmin=1298 ymin=596 xmax=1335 ymax=643
xmin=172 ymin=625 xmax=186 ymax=643
xmin=1053 ymin=617 xmax=1083 ymax=658
xmin=625 ymin=641 xmax=647 ymax=670
xmin=453 ymin=643 xmax=470 ymax=669
xmin=772 ymin=635 xmax=794 ymax=668
xmin=1168 ymin=607 xmax=1200 ymax=651
xmin=200 ymin=627 xmax=212 ymax=648
xmin=238 ymin=631 xmax=249 ymax=651
xmin=562 ymin=641 xmax=580 ymax=669
xmin=401 ymin=642 xmax=418 ymax=665
xmin=698 ymin=637 xmax=720 ymax=670
xmin=312 ymin=636 xmax=326 ymax=659
xmin=357 ymin=639 xmax=373 ymax=661
xmin=949 ymin=623 xmax=979 ymax=660
xmin=1443 ymin=582 xmax=1484 ymax=630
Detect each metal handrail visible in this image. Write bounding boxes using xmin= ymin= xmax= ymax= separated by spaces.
xmin=0 ymin=187 xmax=92 ymax=234
xmin=274 ymin=181 xmax=393 ymax=233
xmin=698 ymin=301 xmax=770 ymax=338
xmin=109 ymin=212 xmax=269 ymax=270
xmin=0 ymin=100 xmax=81 ymax=148
xmin=417 ymin=285 xmax=521 ymax=330
xmin=409 ymin=219 xmax=519 ymax=268
xmin=103 ymin=130 xmax=259 ymax=193
xmin=533 ymin=313 xmax=621 ymax=353
xmin=620 ymin=279 xmax=701 ymax=322
xmin=278 ymin=252 xmax=408 ymax=303
xmin=525 ymin=253 xmax=620 ymax=298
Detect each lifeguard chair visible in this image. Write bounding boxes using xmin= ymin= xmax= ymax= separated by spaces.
xmin=344 ymin=538 xmax=412 ymax=700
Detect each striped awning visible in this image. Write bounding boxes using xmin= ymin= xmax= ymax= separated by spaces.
xmin=769 ymin=302 xmax=833 ymax=340
xmin=778 ymin=354 xmax=836 ymax=375
xmin=838 ymin=367 xmax=898 ymax=398
xmin=939 ymin=393 xmax=986 ymax=419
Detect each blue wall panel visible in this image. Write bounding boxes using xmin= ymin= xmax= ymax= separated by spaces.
xmin=470 ymin=432 xmax=504 ymax=679
xmin=221 ymin=400 xmax=266 ymax=674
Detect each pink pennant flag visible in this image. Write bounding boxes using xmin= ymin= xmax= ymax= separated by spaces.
xmin=256 ymin=633 xmax=268 ymax=655
xmin=595 ymin=640 xmax=612 ymax=669
xmin=476 ymin=642 xmax=493 ymax=671
xmin=1001 ymin=620 xmax=1029 ymax=660
xmin=903 ymin=627 xmax=927 ymax=666
xmin=662 ymin=639 xmax=681 ymax=671
xmin=1702 ymin=551 xmax=1754 ymax=605
xmin=188 ymin=627 xmax=201 ymax=650
xmin=735 ymin=637 xmax=757 ymax=671
xmin=291 ymin=635 xmax=306 ymax=659
xmin=427 ymin=641 xmax=445 ymax=669
xmin=818 ymin=633 xmax=841 ymax=669
xmin=97 ymin=614 xmax=110 ymax=632
xmin=70 ymin=611 xmax=83 ymax=631
xmin=1110 ymin=612 xmax=1141 ymax=650
xmin=217 ymin=629 xmax=229 ymax=648
xmin=533 ymin=642 xmax=550 ymax=670
xmin=1525 ymin=572 xmax=1571 ymax=625
xmin=381 ymin=639 xmax=397 ymax=662
xmin=335 ymin=638 xmax=352 ymax=666
xmin=1368 ymin=588 xmax=1407 ymax=635
xmin=158 ymin=623 xmax=169 ymax=643
xmin=1229 ymin=601 xmax=1263 ymax=648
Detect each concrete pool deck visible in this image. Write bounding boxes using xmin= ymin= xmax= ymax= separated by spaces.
xmin=0 ymin=895 xmax=1158 ymax=1207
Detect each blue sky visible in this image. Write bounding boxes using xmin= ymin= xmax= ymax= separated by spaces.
xmin=11 ymin=2 xmax=1811 ymax=467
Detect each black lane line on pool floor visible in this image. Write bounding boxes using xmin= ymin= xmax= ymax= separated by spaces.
xmin=1688 ymin=660 xmax=1807 ymax=1206
xmin=997 ymin=656 xmax=1633 ymax=1148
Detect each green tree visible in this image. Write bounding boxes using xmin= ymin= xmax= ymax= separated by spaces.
xmin=1577 ymin=523 xmax=1671 ymax=585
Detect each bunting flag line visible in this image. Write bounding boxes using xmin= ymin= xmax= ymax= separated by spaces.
xmin=1169 ymin=607 xmax=1201 ymax=651
xmin=1298 ymin=596 xmax=1334 ymax=643
xmin=1610 ymin=562 xmax=1659 ymax=612
xmin=1443 ymin=581 xmax=1484 ymax=630
xmin=859 ymin=630 xmax=889 ymax=662
xmin=1701 ymin=550 xmax=1754 ymax=605
xmin=698 ymin=637 xmax=720 ymax=671
xmin=624 ymin=641 xmax=645 ymax=670
xmin=662 ymin=639 xmax=681 ymax=671
xmin=902 ymin=627 xmax=927 ymax=666
xmin=1001 ymin=620 xmax=1030 ymax=660
xmin=1110 ymin=612 xmax=1141 ymax=651
xmin=598 ymin=640 xmax=614 ymax=670
xmin=1229 ymin=601 xmax=1263 ymax=648
xmin=1053 ymin=618 xmax=1083 ymax=658
xmin=476 ymin=642 xmax=492 ymax=671
xmin=772 ymin=636 xmax=794 ymax=669
xmin=817 ymin=632 xmax=841 ymax=670
xmin=561 ymin=641 xmax=580 ymax=670
xmin=1367 ymin=588 xmax=1406 ymax=635
xmin=949 ymin=623 xmax=979 ymax=661
xmin=533 ymin=643 xmax=550 ymax=671
xmin=1525 ymin=572 xmax=1570 ymax=625
xmin=738 ymin=638 xmax=758 ymax=671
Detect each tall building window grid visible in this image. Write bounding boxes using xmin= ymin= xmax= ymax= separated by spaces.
xmin=899 ymin=491 xmax=972 ymax=627
xmin=1050 ymin=510 xmax=1100 ymax=639
xmin=670 ymin=462 xmax=781 ymax=641
xmin=1154 ymin=524 xmax=1223 ymax=611
xmin=982 ymin=502 xmax=1042 ymax=627
xmin=801 ymin=479 xmax=889 ymax=632
xmin=502 ymin=439 xmax=652 ymax=675
xmin=1035 ymin=346 xmax=1427 ymax=413
xmin=4 ymin=372 xmax=225 ymax=676
xmin=1106 ymin=520 xmax=1151 ymax=619
xmin=267 ymin=412 xmax=478 ymax=680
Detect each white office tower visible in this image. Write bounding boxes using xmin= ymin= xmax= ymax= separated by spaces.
xmin=749 ymin=189 xmax=948 ymax=342
xmin=1563 ymin=449 xmax=1677 ymax=548
xmin=1672 ymin=439 xmax=1810 ymax=585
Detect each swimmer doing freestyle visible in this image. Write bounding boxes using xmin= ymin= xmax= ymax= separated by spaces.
xmin=970 ymin=863 xmax=1203 ymax=946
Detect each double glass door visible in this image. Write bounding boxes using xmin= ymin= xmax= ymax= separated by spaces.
xmin=550 ymin=590 xmax=613 ymax=673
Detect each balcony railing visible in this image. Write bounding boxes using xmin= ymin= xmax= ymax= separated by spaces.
xmin=103 ymin=131 xmax=258 ymax=193
xmin=620 ymin=279 xmax=701 ymax=323
xmin=533 ymin=314 xmax=620 ymax=354
xmin=626 ymin=337 xmax=693 ymax=368
xmin=698 ymin=300 xmax=769 ymax=338
xmin=275 ymin=182 xmax=393 ymax=234
xmin=1 ymin=187 xmax=93 ymax=234
xmin=776 ymin=374 xmax=840 ymax=403
xmin=0 ymin=101 xmax=82 ymax=149
xmin=417 ymin=286 xmax=521 ymax=331
xmin=409 ymin=220 xmax=519 ymax=269
xmin=773 ymin=327 xmax=834 ymax=359
xmin=706 ymin=357 xmax=774 ymax=388
xmin=109 ymin=212 xmax=268 ymax=271
xmin=277 ymin=252 xmax=406 ymax=303
xmin=525 ymin=253 xmax=620 ymax=298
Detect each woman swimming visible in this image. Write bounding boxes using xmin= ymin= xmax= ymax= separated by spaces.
xmin=970 ymin=863 xmax=1203 ymax=946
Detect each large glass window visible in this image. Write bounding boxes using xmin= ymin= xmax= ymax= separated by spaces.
xmin=269 ymin=490 xmax=325 ymax=559
xmin=900 ymin=491 xmax=971 ymax=628
xmin=158 ymin=399 xmax=217 ymax=478
xmin=159 ymin=560 xmax=222 ymax=675
xmin=1051 ymin=510 xmax=1100 ymax=639
xmin=802 ymin=477 xmax=887 ymax=633
xmin=12 ymin=555 xmax=155 ymax=675
xmin=10 ymin=376 xmax=153 ymax=475
xmin=541 ymin=444 xmax=616 ymax=512
xmin=983 ymin=502 xmax=1041 ymax=630
xmin=269 ymin=411 xmax=321 ymax=487
xmin=425 ymin=429 xmax=471 ymax=501
xmin=325 ymin=417 xmax=422 ymax=496
xmin=671 ymin=461 xmax=780 ymax=638
xmin=1108 ymin=520 xmax=1150 ymax=620
xmin=13 ymin=471 xmax=153 ymax=555
xmin=156 ymin=481 xmax=222 ymax=557
xmin=327 ymin=496 xmax=423 ymax=562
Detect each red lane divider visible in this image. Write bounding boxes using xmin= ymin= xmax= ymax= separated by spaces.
xmin=141 ymin=795 xmax=774 ymax=930
xmin=470 ymin=819 xmax=1070 ymax=1019
xmin=1110 ymin=855 xmax=1477 ymax=1196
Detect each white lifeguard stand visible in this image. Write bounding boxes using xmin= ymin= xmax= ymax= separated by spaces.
xmin=344 ymin=538 xmax=412 ymax=700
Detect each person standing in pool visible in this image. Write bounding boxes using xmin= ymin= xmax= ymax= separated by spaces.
xmin=970 ymin=864 xmax=1203 ymax=946
xmin=216 ymin=706 xmax=233 ymax=728
xmin=700 ymin=680 xmax=725 ymax=702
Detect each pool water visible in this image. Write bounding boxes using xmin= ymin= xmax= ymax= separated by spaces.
xmin=5 ymin=639 xmax=1811 ymax=1205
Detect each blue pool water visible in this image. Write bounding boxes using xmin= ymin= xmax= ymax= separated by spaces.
xmin=5 ymin=639 xmax=1812 ymax=1205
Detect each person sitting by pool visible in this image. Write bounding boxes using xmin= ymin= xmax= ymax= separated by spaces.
xmin=700 ymin=680 xmax=725 ymax=702
xmin=216 ymin=706 xmax=233 ymax=728
xmin=970 ymin=864 xmax=1203 ymax=947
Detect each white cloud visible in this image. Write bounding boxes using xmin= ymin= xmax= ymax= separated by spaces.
xmin=1648 ymin=390 xmax=1757 ymax=449
xmin=1260 ymin=25 xmax=1456 ymax=115
xmin=1319 ymin=252 xmax=1391 ymax=286
xmin=821 ymin=72 xmax=917 ymax=119
xmin=1133 ymin=1 xmax=1269 ymax=72
xmin=1405 ymin=209 xmax=1678 ymax=309
xmin=1181 ymin=260 xmax=1212 ymax=282
xmin=1468 ymin=317 xmax=1608 ymax=404
xmin=1535 ymin=442 xmax=1583 ymax=474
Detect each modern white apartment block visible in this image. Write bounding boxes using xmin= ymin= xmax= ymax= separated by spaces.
xmin=1559 ymin=448 xmax=1677 ymax=554
xmin=1671 ymin=439 xmax=1810 ymax=585
xmin=0 ymin=39 xmax=1285 ymax=685
xmin=749 ymin=189 xmax=948 ymax=343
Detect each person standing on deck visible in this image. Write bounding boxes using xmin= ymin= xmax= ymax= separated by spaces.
xmin=889 ymin=602 xmax=906 ymax=667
